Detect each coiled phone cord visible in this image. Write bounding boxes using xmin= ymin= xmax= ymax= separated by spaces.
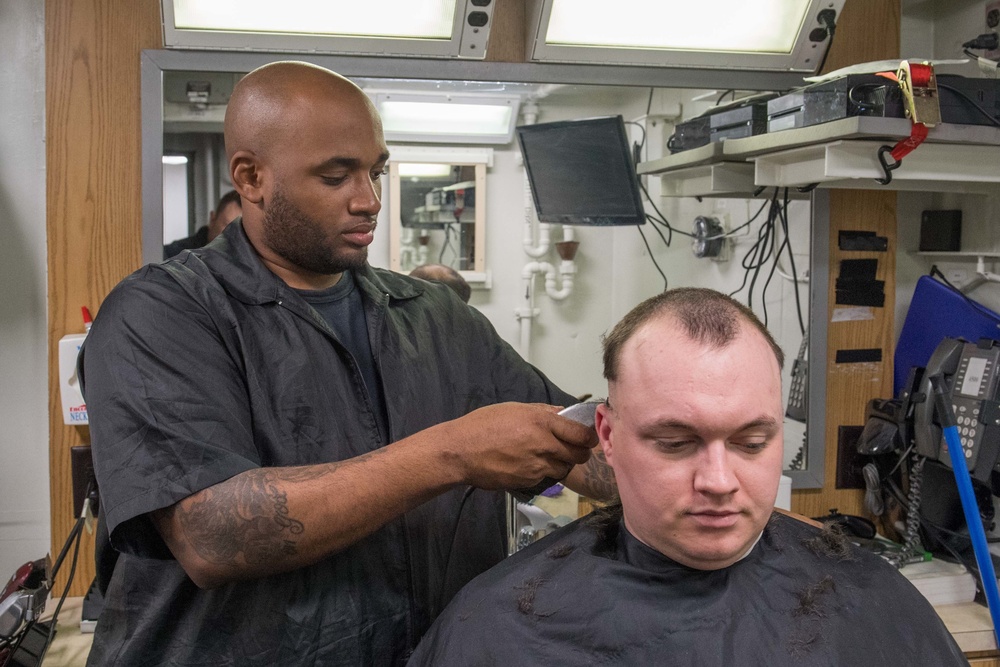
xmin=877 ymin=453 xmax=925 ymax=569
xmin=902 ymin=454 xmax=926 ymax=559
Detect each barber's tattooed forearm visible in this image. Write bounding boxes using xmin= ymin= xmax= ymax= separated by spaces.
xmin=583 ymin=450 xmax=617 ymax=501
xmin=173 ymin=468 xmax=319 ymax=566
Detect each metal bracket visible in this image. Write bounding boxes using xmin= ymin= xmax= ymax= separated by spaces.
xmin=896 ymin=60 xmax=941 ymax=127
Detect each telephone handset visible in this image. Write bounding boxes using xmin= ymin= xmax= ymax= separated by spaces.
xmin=914 ymin=337 xmax=1000 ymax=483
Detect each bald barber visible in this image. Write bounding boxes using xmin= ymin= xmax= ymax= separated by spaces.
xmin=80 ymin=61 xmax=611 ymax=666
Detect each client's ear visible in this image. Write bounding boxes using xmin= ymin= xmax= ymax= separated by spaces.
xmin=595 ymin=402 xmax=615 ymax=465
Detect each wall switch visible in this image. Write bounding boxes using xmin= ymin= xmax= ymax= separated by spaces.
xmin=987 ymin=0 xmax=1000 ymax=60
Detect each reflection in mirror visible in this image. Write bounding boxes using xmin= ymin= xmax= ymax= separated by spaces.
xmin=396 ymin=165 xmax=477 ymax=272
xmin=162 ymin=154 xmax=192 ymax=246
xmin=388 ymin=147 xmax=490 ymax=280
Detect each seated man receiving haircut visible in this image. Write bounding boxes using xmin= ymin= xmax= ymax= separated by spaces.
xmin=409 ymin=288 xmax=966 ymax=666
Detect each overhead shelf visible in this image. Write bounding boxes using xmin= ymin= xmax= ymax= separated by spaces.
xmin=753 ymin=140 xmax=1000 ymax=193
xmin=638 ymin=116 xmax=1000 ymax=197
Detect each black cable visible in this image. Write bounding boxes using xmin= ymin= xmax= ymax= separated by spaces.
xmin=638 ymin=180 xmax=695 ymax=238
xmin=636 ymin=224 xmax=668 ymax=291
xmin=744 ymin=191 xmax=780 ymax=311
xmin=725 ymin=199 xmax=770 ymax=238
xmin=964 ymin=48 xmax=1000 ymax=66
xmin=644 ymin=213 xmax=673 ymax=251
xmin=438 ymin=223 xmax=456 ymax=264
xmin=760 ymin=188 xmax=796 ymax=327
xmin=730 ymin=226 xmax=766 ymax=301
xmin=646 ymin=213 xmax=673 ymax=247
xmin=625 ymin=120 xmax=647 ymax=150
xmin=716 ymin=89 xmax=736 ymax=105
xmin=646 ymin=87 xmax=654 ymax=116
xmin=729 ymin=190 xmax=779 ymax=300
xmin=779 ymin=188 xmax=807 ymax=335
xmin=938 ymin=82 xmax=1000 ymax=128
xmin=813 ymin=9 xmax=838 ymax=76
xmin=42 ymin=517 xmax=84 ymax=656
xmin=761 ymin=216 xmax=791 ymax=328
xmin=963 ymin=32 xmax=1000 ymax=51
xmin=847 ymin=83 xmax=878 ymax=115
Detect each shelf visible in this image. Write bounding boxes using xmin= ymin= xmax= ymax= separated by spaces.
xmin=638 ymin=117 xmax=1000 ymax=197
xmin=753 ymin=140 xmax=1000 ymax=194
xmin=916 ymin=251 xmax=1000 ymax=258
xmin=654 ymin=162 xmax=756 ymax=198
xmin=637 ymin=142 xmax=725 ymax=175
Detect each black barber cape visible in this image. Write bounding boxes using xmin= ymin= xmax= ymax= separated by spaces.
xmin=408 ymin=512 xmax=968 ymax=666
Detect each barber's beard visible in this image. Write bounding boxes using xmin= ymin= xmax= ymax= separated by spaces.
xmin=262 ymin=186 xmax=369 ymax=276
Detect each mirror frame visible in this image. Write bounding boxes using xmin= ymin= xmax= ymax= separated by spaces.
xmin=140 ymin=49 xmax=825 ymax=488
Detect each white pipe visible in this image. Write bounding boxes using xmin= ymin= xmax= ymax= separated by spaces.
xmin=520 ymin=101 xmax=550 ymax=259
xmin=399 ymin=228 xmax=416 ymax=270
xmin=545 ymin=260 xmax=575 ymax=301
xmin=522 ymin=260 xmax=575 ymax=302
xmin=521 ymin=100 xmax=540 ymax=125
xmin=515 ymin=267 xmax=541 ymax=361
xmin=523 ymin=177 xmax=550 ymax=257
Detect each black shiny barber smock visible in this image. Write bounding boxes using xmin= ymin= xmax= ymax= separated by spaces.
xmin=80 ymin=221 xmax=576 ymax=666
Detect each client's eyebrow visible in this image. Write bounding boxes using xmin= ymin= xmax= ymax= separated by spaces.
xmin=736 ymin=416 xmax=780 ymax=432
xmin=646 ymin=415 xmax=780 ymax=435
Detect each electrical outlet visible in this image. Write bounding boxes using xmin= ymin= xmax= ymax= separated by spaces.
xmin=691 ymin=214 xmax=733 ymax=262
xmin=986 ymin=0 xmax=1000 ymax=60
xmin=836 ymin=425 xmax=867 ymax=490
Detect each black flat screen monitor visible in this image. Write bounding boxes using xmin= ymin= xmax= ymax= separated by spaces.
xmin=516 ymin=115 xmax=645 ymax=226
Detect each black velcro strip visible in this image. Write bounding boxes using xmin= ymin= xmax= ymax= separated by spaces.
xmin=835 ymin=349 xmax=883 ymax=363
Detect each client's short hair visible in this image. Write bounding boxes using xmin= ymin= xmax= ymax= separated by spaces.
xmin=602 ymin=287 xmax=784 ymax=382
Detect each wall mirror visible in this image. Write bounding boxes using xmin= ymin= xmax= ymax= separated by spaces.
xmin=387 ymin=146 xmax=491 ymax=282
xmin=141 ymin=50 xmax=825 ymax=489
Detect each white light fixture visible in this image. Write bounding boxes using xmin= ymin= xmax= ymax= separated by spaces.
xmin=375 ymin=94 xmax=520 ymax=145
xmin=162 ymin=155 xmax=189 ymax=165
xmin=396 ymin=163 xmax=454 ymax=178
xmin=162 ymin=0 xmax=496 ymax=59
xmin=526 ymin=0 xmax=845 ymax=73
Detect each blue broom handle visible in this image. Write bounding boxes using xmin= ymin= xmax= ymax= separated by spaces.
xmin=930 ymin=374 xmax=1000 ymax=648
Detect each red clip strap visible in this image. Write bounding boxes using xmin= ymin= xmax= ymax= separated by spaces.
xmin=890 ymin=121 xmax=929 ymax=162
xmin=909 ymin=63 xmax=932 ymax=87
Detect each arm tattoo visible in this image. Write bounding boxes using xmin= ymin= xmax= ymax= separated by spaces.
xmin=582 ymin=450 xmax=617 ymax=501
xmin=173 ymin=467 xmax=321 ymax=567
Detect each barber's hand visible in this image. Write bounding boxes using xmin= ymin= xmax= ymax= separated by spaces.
xmin=441 ymin=402 xmax=597 ymax=491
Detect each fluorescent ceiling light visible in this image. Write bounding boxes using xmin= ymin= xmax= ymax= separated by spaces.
xmin=396 ymin=163 xmax=454 ymax=178
xmin=162 ymin=155 xmax=189 ymax=165
xmin=527 ymin=0 xmax=845 ymax=73
xmin=376 ymin=94 xmax=519 ymax=144
xmin=172 ymin=0 xmax=454 ymax=39
xmin=546 ymin=0 xmax=807 ymax=53
xmin=162 ymin=0 xmax=495 ymax=59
